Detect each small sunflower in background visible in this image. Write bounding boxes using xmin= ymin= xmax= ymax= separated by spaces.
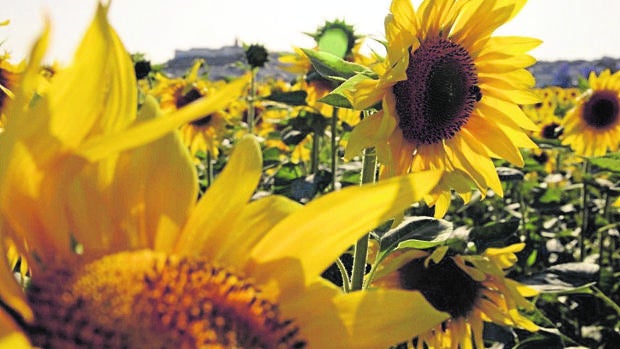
xmin=521 ymin=87 xmax=559 ymax=128
xmin=0 ymin=4 xmax=452 ymax=347
xmin=561 ymin=69 xmax=620 ymax=156
xmin=280 ymin=19 xmax=368 ymax=127
xmin=0 ymin=53 xmax=23 ymax=126
xmin=151 ymin=59 xmax=240 ymax=158
xmin=341 ymin=0 xmax=540 ymax=217
xmin=371 ymin=244 xmax=539 ymax=348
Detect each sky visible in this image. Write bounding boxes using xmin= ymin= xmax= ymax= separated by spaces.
xmin=2 ymin=0 xmax=620 ymax=65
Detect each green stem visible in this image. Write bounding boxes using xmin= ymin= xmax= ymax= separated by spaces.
xmin=330 ymin=107 xmax=339 ymax=191
xmin=350 ymin=146 xmax=377 ymax=291
xmin=579 ymin=160 xmax=591 ymax=261
xmin=205 ymin=151 xmax=214 ymax=188
xmin=592 ymin=286 xmax=620 ymax=315
xmin=310 ymin=130 xmax=320 ymax=176
xmin=335 ymin=257 xmax=351 ymax=293
xmin=247 ymin=68 xmax=257 ymax=134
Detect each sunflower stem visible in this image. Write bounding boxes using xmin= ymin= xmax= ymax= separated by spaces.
xmin=330 ymin=107 xmax=339 ymax=191
xmin=247 ymin=68 xmax=257 ymax=134
xmin=335 ymin=257 xmax=351 ymax=293
xmin=205 ymin=151 xmax=214 ymax=188
xmin=598 ymin=189 xmax=612 ymax=282
xmin=310 ymin=131 xmax=320 ymax=176
xmin=579 ymin=159 xmax=591 ymax=261
xmin=350 ymin=146 xmax=377 ymax=291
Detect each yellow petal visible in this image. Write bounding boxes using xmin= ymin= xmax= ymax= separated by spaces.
xmin=0 ymin=309 xmax=32 ymax=348
xmin=78 ymin=74 xmax=249 ymax=162
xmin=214 ymin=195 xmax=302 ymax=267
xmin=344 ymin=110 xmax=387 ymax=160
xmin=49 ymin=3 xmax=136 ymax=147
xmin=110 ymin=96 xmax=198 ymax=252
xmin=247 ymin=169 xmax=442 ymax=288
xmin=0 ymin=233 xmax=33 ymax=323
xmin=287 ymin=285 xmax=449 ymax=349
xmin=175 ymin=135 xmax=261 ymax=257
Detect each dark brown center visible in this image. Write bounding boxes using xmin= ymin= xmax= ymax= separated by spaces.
xmin=398 ymin=256 xmax=481 ymax=318
xmin=175 ymin=87 xmax=213 ymax=126
xmin=393 ymin=38 xmax=480 ymax=145
xmin=582 ymin=90 xmax=619 ymax=129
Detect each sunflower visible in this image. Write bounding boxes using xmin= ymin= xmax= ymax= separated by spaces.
xmin=151 ymin=59 xmax=239 ymax=158
xmin=560 ymin=69 xmax=620 ymax=157
xmin=0 ymin=4 xmax=451 ymax=348
xmin=341 ymin=0 xmax=540 ymax=217
xmin=371 ymin=244 xmax=539 ymax=348
xmin=0 ymin=54 xmax=25 ymax=126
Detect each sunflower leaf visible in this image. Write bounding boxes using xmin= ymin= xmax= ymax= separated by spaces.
xmin=301 ymin=48 xmax=378 ymax=82
xmin=469 ymin=218 xmax=520 ymax=251
xmin=519 ymin=262 xmax=599 ymax=293
xmin=589 ymin=152 xmax=620 ymax=173
xmin=318 ymin=73 xmax=372 ymax=108
xmin=264 ymin=90 xmax=308 ymax=106
xmin=378 ymin=216 xmax=454 ymax=256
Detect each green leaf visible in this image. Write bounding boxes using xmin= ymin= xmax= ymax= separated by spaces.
xmin=589 ymin=151 xmax=620 ymax=173
xmin=264 ymin=90 xmax=308 ymax=106
xmin=469 ymin=218 xmax=520 ymax=251
xmin=318 ymin=73 xmax=373 ymax=109
xmin=538 ymin=187 xmax=563 ymax=204
xmin=317 ymin=92 xmax=353 ymax=109
xmin=301 ymin=48 xmax=378 ymax=82
xmin=378 ymin=216 xmax=454 ymax=256
xmin=526 ymin=249 xmax=538 ymax=267
xmin=520 ymin=262 xmax=599 ymax=293
xmin=496 ymin=167 xmax=524 ymax=181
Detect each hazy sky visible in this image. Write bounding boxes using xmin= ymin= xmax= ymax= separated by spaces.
xmin=2 ymin=0 xmax=620 ymax=64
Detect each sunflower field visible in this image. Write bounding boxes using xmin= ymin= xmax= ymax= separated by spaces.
xmin=0 ymin=0 xmax=619 ymax=348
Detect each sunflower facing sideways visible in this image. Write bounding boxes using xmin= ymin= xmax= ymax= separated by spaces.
xmin=371 ymin=244 xmax=539 ymax=348
xmin=340 ymin=0 xmax=540 ymax=217
xmin=561 ymin=69 xmax=620 ymax=157
xmin=0 ymin=3 xmax=452 ymax=348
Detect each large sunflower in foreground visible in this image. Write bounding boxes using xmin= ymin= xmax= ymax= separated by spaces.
xmin=372 ymin=244 xmax=539 ymax=348
xmin=0 ymin=4 xmax=450 ymax=348
xmin=342 ymin=0 xmax=540 ymax=217
xmin=560 ymin=69 xmax=620 ymax=156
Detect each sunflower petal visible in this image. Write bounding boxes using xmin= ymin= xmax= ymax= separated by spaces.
xmin=0 ymin=309 xmax=32 ymax=348
xmin=214 ymin=195 xmax=302 ymax=267
xmin=247 ymin=169 xmax=441 ymax=288
xmin=78 ymin=74 xmax=249 ymax=162
xmin=49 ymin=3 xmax=136 ymax=147
xmin=286 ymin=285 xmax=449 ymax=349
xmin=175 ymin=135 xmax=261 ymax=257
